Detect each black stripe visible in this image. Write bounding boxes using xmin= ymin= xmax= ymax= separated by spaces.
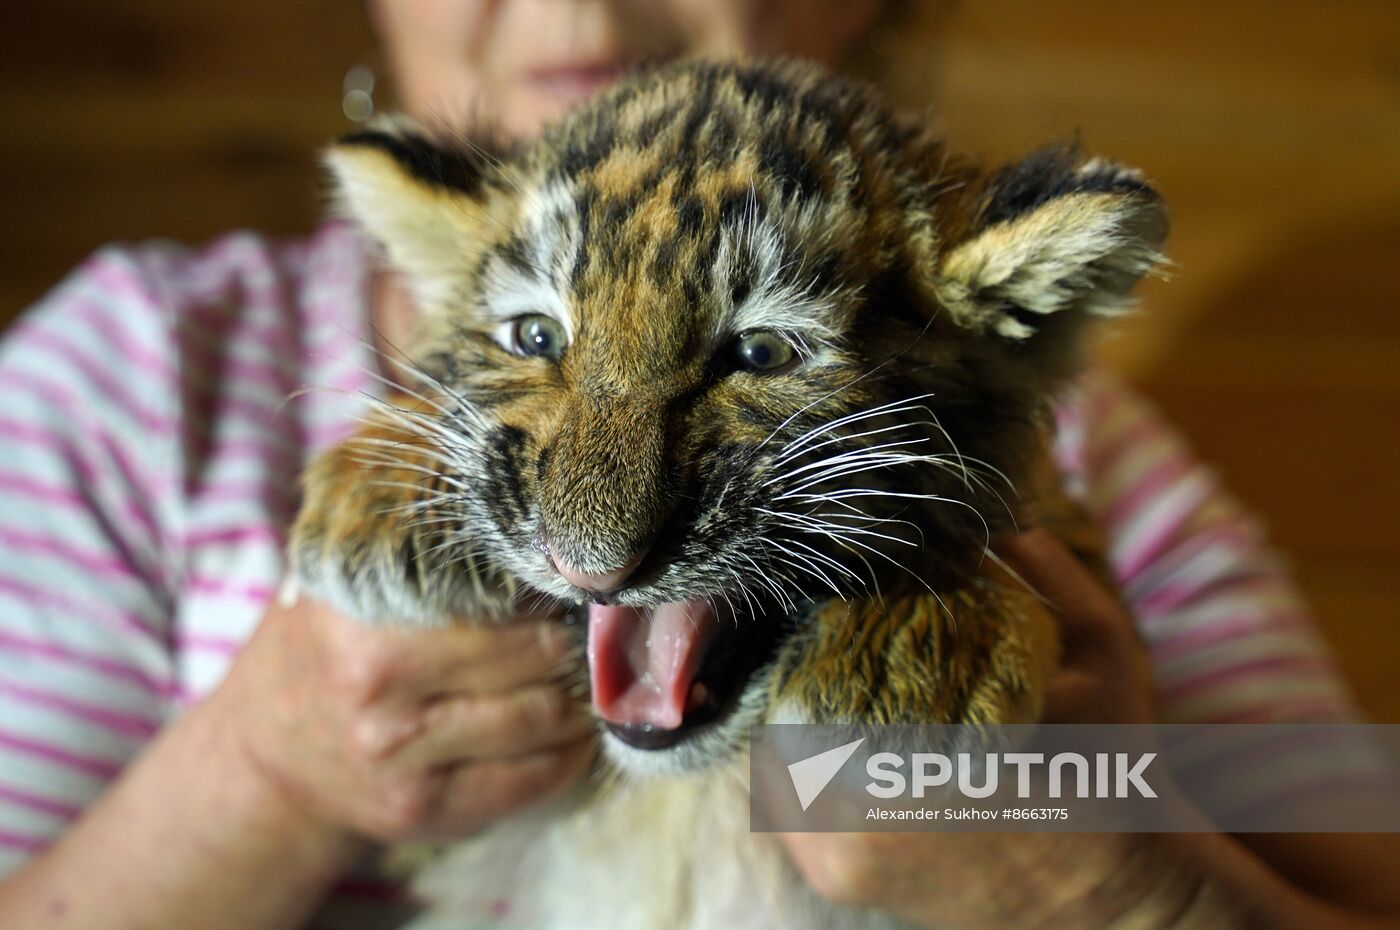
xmin=337 ymin=129 xmax=486 ymax=195
xmin=980 ymin=144 xmax=1157 ymax=228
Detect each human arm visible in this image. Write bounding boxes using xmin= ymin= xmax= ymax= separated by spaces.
xmin=0 ymin=594 xmax=593 ymax=930
xmin=0 ymin=606 xmax=361 ymax=930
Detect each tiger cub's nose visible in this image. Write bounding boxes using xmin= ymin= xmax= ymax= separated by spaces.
xmin=550 ymin=549 xmax=648 ymax=593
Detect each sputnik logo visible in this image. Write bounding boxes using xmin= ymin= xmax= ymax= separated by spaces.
xmin=787 ymin=737 xmax=865 ymax=811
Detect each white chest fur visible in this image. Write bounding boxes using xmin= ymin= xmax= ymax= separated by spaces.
xmin=406 ymin=759 xmax=918 ymax=930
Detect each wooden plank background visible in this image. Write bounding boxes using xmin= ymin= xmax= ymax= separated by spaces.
xmin=2 ymin=2 xmax=1397 ymax=718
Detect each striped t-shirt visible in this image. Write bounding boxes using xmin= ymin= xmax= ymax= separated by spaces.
xmin=0 ymin=224 xmax=1367 ymax=914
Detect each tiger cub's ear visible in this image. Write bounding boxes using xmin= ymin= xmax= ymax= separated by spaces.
xmin=937 ymin=145 xmax=1168 ymax=377
xmin=324 ymin=116 xmax=509 ymax=304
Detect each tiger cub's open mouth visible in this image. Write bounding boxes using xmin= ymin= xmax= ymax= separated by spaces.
xmin=582 ymin=597 xmax=789 ymax=751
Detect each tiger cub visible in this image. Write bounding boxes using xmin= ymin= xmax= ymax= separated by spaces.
xmin=292 ymin=58 xmax=1166 ymax=929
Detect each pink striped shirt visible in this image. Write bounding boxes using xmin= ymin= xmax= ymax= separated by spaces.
xmin=0 ymin=224 xmax=1368 ymax=924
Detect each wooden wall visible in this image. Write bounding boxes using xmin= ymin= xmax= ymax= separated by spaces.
xmin=0 ymin=1 xmax=369 ymax=314
xmin=930 ymin=2 xmax=1400 ymax=720
xmin=3 ymin=2 xmax=1397 ymax=718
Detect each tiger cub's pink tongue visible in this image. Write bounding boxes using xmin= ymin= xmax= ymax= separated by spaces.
xmin=587 ymin=599 xmax=719 ymax=731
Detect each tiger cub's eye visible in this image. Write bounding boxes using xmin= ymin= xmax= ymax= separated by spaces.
xmin=734 ymin=331 xmax=796 ymax=373
xmin=511 ymin=314 xmax=568 ymax=361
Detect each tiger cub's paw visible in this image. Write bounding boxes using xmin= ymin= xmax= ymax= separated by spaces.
xmin=775 ymin=579 xmax=1060 ymax=728
xmin=289 ymin=419 xmax=508 ymax=627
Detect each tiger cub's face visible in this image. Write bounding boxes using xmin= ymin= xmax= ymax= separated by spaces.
xmin=327 ymin=60 xmax=1165 ymax=774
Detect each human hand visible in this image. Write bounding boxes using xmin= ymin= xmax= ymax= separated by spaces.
xmin=781 ymin=829 xmax=1209 ymax=930
xmin=210 ymin=591 xmax=595 ymax=847
xmin=780 ymin=528 xmax=1172 ymax=929
xmin=997 ymin=527 xmax=1156 ymax=725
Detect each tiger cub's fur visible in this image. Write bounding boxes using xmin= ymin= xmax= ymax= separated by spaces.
xmin=292 ymin=59 xmax=1166 ymax=928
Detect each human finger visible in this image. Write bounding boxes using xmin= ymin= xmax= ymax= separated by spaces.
xmin=997 ymin=531 xmax=1158 ymax=723
xmin=390 ymin=684 xmax=594 ymax=768
xmin=994 ymin=528 xmax=1136 ymax=649
xmin=374 ymin=619 xmax=581 ymax=700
